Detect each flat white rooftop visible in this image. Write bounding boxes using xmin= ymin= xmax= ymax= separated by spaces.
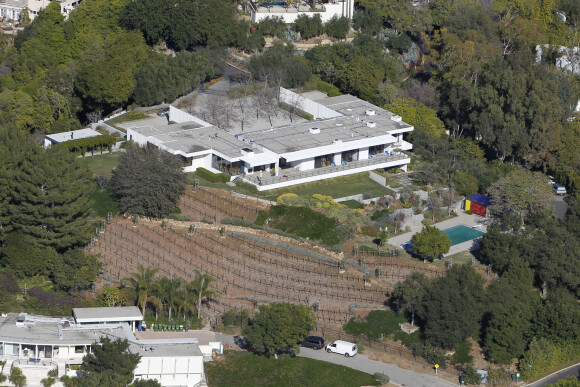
xmin=45 ymin=128 xmax=101 ymax=144
xmin=73 ymin=306 xmax=143 ymax=323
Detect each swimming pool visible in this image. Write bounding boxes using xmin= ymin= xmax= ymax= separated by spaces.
xmin=442 ymin=225 xmax=485 ymax=246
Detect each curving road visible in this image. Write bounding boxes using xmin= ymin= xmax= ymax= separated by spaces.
xmin=525 ymin=364 xmax=580 ymax=387
xmin=298 ymin=347 xmax=456 ymax=387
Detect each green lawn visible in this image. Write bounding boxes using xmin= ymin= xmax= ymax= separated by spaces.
xmin=206 ymin=351 xmax=380 ymax=387
xmin=90 ymin=187 xmax=120 ymax=218
xmin=264 ymin=178 xmax=393 ymax=201
xmin=85 ymin=153 xmax=120 ymax=178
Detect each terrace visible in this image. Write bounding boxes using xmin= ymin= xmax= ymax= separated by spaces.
xmin=242 ymin=151 xmax=409 ymax=190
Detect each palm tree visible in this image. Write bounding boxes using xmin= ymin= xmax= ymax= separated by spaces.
xmin=123 ymin=265 xmax=162 ymax=319
xmin=158 ymin=277 xmax=182 ymax=321
xmin=178 ymin=282 xmax=197 ymax=322
xmin=190 ymin=270 xmax=221 ymax=319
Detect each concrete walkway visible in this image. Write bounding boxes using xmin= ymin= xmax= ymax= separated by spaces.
xmin=386 ymin=211 xmax=490 ymax=256
xmin=298 ymin=347 xmax=456 ymax=387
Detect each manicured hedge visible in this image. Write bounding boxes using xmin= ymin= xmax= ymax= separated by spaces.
xmin=57 ymin=134 xmax=117 ymax=155
xmin=196 ymin=167 xmax=230 ymax=183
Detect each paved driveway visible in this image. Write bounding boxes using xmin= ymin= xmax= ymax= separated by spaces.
xmin=298 ymin=347 xmax=456 ymax=387
xmin=525 ymin=364 xmax=580 ymax=387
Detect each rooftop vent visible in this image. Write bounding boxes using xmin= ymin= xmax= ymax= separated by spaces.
xmin=366 ymin=121 xmax=376 ymax=128
xmin=391 ymin=114 xmax=402 ymax=122
xmin=309 ymin=127 xmax=320 ymax=134
xmin=241 ymin=147 xmax=254 ymax=156
xmin=365 ymin=109 xmax=376 ymax=116
xmin=333 ymin=139 xmax=342 ymax=145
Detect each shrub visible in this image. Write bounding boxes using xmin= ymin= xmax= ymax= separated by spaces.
xmin=325 ymin=15 xmax=350 ymax=39
xmin=465 ymin=210 xmax=473 ymax=215
xmin=196 ymin=168 xmax=230 ymax=183
xmin=222 ymin=309 xmax=250 ymax=327
xmin=373 ymin=372 xmax=389 ymax=384
xmin=294 ymin=14 xmax=323 ymax=39
xmin=235 ymin=179 xmax=259 ymax=194
xmin=220 ymin=218 xmax=254 ymax=227
xmin=277 ymin=193 xmax=299 ymax=204
xmin=362 ymin=192 xmax=372 ymax=199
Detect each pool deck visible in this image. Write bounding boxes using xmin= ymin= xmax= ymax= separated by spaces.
xmin=386 ymin=211 xmax=490 ymax=256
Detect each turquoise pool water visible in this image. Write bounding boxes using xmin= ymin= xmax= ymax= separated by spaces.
xmin=442 ymin=225 xmax=485 ymax=246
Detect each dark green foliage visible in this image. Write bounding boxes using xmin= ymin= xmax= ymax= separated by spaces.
xmin=1 ymin=233 xmax=57 ymax=277
xmin=0 ymin=129 xmax=94 ymax=252
xmin=133 ymin=50 xmax=218 ymax=106
xmin=547 ymin=377 xmax=580 ymax=387
xmin=462 ymin=365 xmax=482 ymax=385
xmin=383 ymin=32 xmax=412 ymax=54
xmin=255 ymin=17 xmax=286 ymax=38
xmin=130 ymin=380 xmax=162 ymax=387
xmin=373 ymin=372 xmax=389 ymax=384
xmin=0 ymin=270 xmax=20 ymax=296
xmin=264 ymin=205 xmax=339 ymax=245
xmin=343 ymin=310 xmax=406 ymax=339
xmin=243 ymin=303 xmax=315 ymax=357
xmin=111 ymin=144 xmax=186 ymax=217
xmin=325 ymin=16 xmax=350 ymax=39
xmin=120 ymin=0 xmax=247 ymax=50
xmin=249 ymin=41 xmax=311 ymax=88
xmin=57 ymin=135 xmax=117 ymax=156
xmin=222 ymin=309 xmax=250 ymax=327
xmin=294 ymin=14 xmax=323 ymax=40
xmin=410 ymin=225 xmax=451 ymax=258
xmin=353 ymin=8 xmax=383 ymax=35
xmin=81 ymin=337 xmax=140 ymax=386
xmin=51 ymin=249 xmax=101 ymax=293
xmin=422 ymin=265 xmax=485 ymax=349
xmin=391 ymin=272 xmax=429 ymax=327
xmin=195 ymin=168 xmax=230 ymax=183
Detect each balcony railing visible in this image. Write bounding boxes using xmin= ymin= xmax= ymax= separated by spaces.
xmin=242 ymin=152 xmax=408 ymax=187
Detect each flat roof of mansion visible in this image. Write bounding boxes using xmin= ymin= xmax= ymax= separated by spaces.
xmin=124 ymin=93 xmax=412 ymax=160
xmin=129 ymin=343 xmax=203 ymax=357
xmin=73 ymin=306 xmax=143 ymax=323
xmin=45 ymin=128 xmax=101 ymax=144
xmin=0 ymin=313 xmax=126 ymax=345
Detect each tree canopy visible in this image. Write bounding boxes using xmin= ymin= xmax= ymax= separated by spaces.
xmin=243 ymin=303 xmax=315 ymax=357
xmin=410 ymin=225 xmax=451 ymax=259
xmin=111 ymin=144 xmax=186 ymax=217
xmin=81 ymin=337 xmax=141 ymax=387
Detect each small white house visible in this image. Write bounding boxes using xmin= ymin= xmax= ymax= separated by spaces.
xmin=249 ymin=0 xmax=354 ymax=24
xmin=43 ymin=128 xmax=102 ymax=148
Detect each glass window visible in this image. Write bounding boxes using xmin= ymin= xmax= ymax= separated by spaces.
xmin=75 ymin=346 xmax=84 ymax=354
xmin=315 ymin=154 xmax=333 ymax=168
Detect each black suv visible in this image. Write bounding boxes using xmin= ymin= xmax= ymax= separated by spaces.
xmin=300 ymin=336 xmax=325 ymax=350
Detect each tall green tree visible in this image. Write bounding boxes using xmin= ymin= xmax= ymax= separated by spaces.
xmin=158 ymin=277 xmax=182 ymax=321
xmin=391 ymin=272 xmax=429 ymax=327
xmin=81 ymin=337 xmax=140 ymax=387
xmin=410 ymin=225 xmax=451 ymax=259
xmin=243 ymin=303 xmax=315 ymax=357
xmin=51 ymin=249 xmax=102 ymax=293
xmin=123 ymin=265 xmax=162 ymax=318
xmin=189 ymin=270 xmax=221 ymax=319
xmin=423 ymin=265 xmax=485 ymax=349
xmin=1 ymin=129 xmax=94 ymax=251
xmin=111 ymin=144 xmax=186 ymax=218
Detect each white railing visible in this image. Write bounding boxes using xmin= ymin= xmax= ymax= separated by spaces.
xmin=242 ymin=152 xmax=408 ymax=187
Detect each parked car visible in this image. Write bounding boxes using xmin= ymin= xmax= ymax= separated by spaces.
xmin=300 ymin=336 xmax=324 ymax=350
xmin=157 ymin=107 xmax=169 ymax=117
xmin=553 ymin=184 xmax=566 ymax=195
xmin=326 ymin=340 xmax=358 ymax=357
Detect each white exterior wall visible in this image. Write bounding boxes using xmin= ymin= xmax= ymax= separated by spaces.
xmin=298 ymin=158 xmax=315 ymax=171
xmin=169 ymin=106 xmax=211 ymax=127
xmin=279 ymin=87 xmax=342 ymax=119
xmin=126 ymin=128 xmax=150 ymax=146
xmin=134 ymin=356 xmax=204 ymax=387
xmin=251 ymin=0 xmax=352 ymax=23
xmin=333 ymin=153 xmax=342 ymax=165
xmin=359 ymin=147 xmax=369 ymax=160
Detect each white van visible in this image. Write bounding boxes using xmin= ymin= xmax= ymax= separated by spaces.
xmin=326 ymin=340 xmax=358 ymax=357
xmin=553 ymin=184 xmax=567 ymax=195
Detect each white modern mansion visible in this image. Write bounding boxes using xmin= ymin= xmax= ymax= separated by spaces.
xmin=0 ymin=0 xmax=82 ymax=22
xmin=249 ymin=0 xmax=354 ymax=23
xmin=0 ymin=307 xmax=217 ymax=387
xmin=125 ymin=88 xmax=413 ymax=191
